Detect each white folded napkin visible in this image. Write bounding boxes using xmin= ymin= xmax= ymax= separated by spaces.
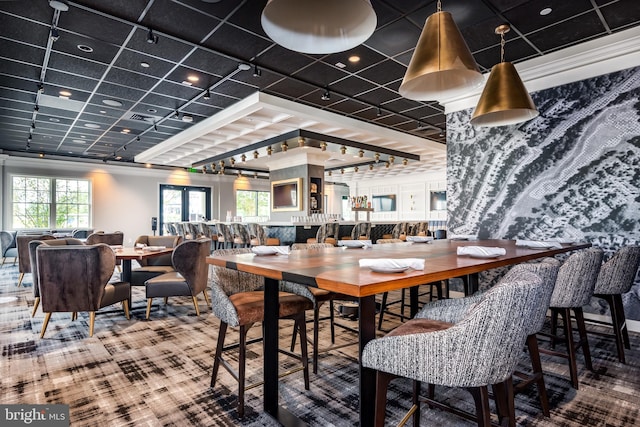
xmin=338 ymin=240 xmax=373 ymax=248
xmin=143 ymin=245 xmax=167 ymax=252
xmin=251 ymin=245 xmax=290 ymax=255
xmin=516 ymin=240 xmax=562 ymax=249
xmin=359 ymin=258 xmax=425 ymax=270
xmin=406 ymin=236 xmax=434 ymax=243
xmin=457 ymin=246 xmax=506 ymax=257
xmin=449 ymin=234 xmax=478 ymax=241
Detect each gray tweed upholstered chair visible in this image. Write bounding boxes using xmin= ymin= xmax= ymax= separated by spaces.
xmin=592 ymin=246 xmax=640 ymax=363
xmin=416 ymin=258 xmax=561 ymax=418
xmin=197 ymin=222 xmax=217 ymax=251
xmin=391 ymin=222 xmax=410 ymax=240
xmin=362 ymin=270 xmax=547 ymax=427
xmin=540 ymin=247 xmax=603 ymax=389
xmin=230 ymin=223 xmax=251 ymax=248
xmin=209 ymin=247 xmax=313 ymax=418
xmin=17 ymin=234 xmax=56 ymax=286
xmin=36 ymin=243 xmax=130 ymax=338
xmin=144 ymin=238 xmax=210 ymax=318
xmin=215 ymin=223 xmax=233 ymax=249
xmin=246 ymin=223 xmax=268 ymax=246
xmin=29 ymin=238 xmax=85 ymax=317
xmin=130 ymin=235 xmax=183 ymax=286
xmin=282 ymin=243 xmax=358 ymax=374
xmin=350 ymin=222 xmax=371 ymax=240
xmin=1 ymin=230 xmax=18 ymax=265
xmin=307 ymin=223 xmax=340 ymax=245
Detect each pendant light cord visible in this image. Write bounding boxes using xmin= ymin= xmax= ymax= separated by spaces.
xmin=437 ymin=0 xmax=441 ymax=12
xmin=500 ymin=31 xmax=505 ymax=63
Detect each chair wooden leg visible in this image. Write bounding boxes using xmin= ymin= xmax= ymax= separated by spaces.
xmin=561 ymin=308 xmax=580 ymax=389
xmin=550 ymin=310 xmax=559 ymax=349
xmin=123 ymin=300 xmax=130 ymax=320
xmin=17 ymin=272 xmax=24 ymax=287
xmin=413 ymin=380 xmax=421 ymax=427
xmin=238 ymin=325 xmax=249 ymax=418
xmin=163 ymin=296 xmax=168 ymax=305
xmin=573 ymin=307 xmax=593 ymax=372
xmin=605 ymin=294 xmax=628 ymax=363
xmin=526 ymin=334 xmax=550 ymax=417
xmin=89 ymin=311 xmax=96 ymax=337
xmin=202 ymin=290 xmax=210 ymax=306
xmin=210 ymin=322 xmax=228 ymax=388
xmin=329 ymin=300 xmax=336 ymax=343
xmin=613 ymin=294 xmax=631 ymax=350
xmin=192 ymin=296 xmax=200 ymax=316
xmin=31 ymin=297 xmax=40 ymax=317
xmin=40 ymin=312 xmax=52 ymax=338
xmin=290 ymin=320 xmax=299 ymax=352
xmin=493 ymin=377 xmax=515 ymax=427
xmin=146 ymin=298 xmax=153 ymax=319
xmin=468 ymin=386 xmax=492 ymax=427
xmin=378 ymin=292 xmax=388 ymax=330
xmin=72 ymin=312 xmax=77 ymax=321
xmin=374 ymin=371 xmax=393 ymax=427
xmin=295 ymin=314 xmax=310 ymax=390
xmin=313 ymin=306 xmax=320 ymax=374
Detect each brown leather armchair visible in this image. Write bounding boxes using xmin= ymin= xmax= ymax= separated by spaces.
xmin=29 ymin=238 xmax=84 ymax=317
xmin=144 ymin=238 xmax=211 ymax=318
xmin=17 ymin=234 xmax=56 ymax=287
xmin=36 ymin=243 xmax=130 ymax=338
xmin=130 ymin=235 xmax=183 ymax=286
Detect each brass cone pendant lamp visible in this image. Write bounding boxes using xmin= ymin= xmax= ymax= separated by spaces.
xmin=471 ymin=25 xmax=539 ymax=127
xmin=261 ymin=0 xmax=377 ymax=54
xmin=399 ymin=1 xmax=483 ymax=101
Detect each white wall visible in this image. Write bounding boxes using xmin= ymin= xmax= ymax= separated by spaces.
xmin=1 ymin=155 xmax=228 ymax=242
xmin=342 ymin=170 xmax=448 ymax=222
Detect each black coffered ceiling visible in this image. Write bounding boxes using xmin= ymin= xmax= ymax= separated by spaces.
xmin=1 ymin=0 xmax=639 ymax=165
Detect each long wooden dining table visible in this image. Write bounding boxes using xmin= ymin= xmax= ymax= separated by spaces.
xmin=206 ymin=238 xmax=591 ymax=426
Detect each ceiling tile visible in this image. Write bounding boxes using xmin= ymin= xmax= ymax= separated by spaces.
xmin=526 ymin=11 xmax=607 ymax=53
xmin=365 ymin=18 xmax=422 ymax=56
xmin=600 ymin=0 xmax=640 ymax=31
xmin=330 ymin=76 xmax=377 ymax=97
xmin=203 ymin=24 xmax=272 ymax=62
xmin=142 ymin=0 xmax=222 ymax=44
xmin=358 ymin=59 xmax=407 ymax=85
xmin=293 ymin=62 xmax=349 ymax=88
xmin=503 ymin=0 xmax=594 ymax=35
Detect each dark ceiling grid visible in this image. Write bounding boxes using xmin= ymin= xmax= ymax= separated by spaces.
xmin=0 ymin=0 xmax=639 ymax=165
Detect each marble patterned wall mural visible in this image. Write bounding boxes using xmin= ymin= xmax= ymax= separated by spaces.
xmin=446 ymin=66 xmax=640 ymax=320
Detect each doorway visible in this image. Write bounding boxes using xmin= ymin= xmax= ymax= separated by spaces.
xmin=159 ymin=184 xmax=211 ymax=235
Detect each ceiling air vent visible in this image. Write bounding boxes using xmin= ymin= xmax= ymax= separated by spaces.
xmin=127 ymin=113 xmax=159 ymax=122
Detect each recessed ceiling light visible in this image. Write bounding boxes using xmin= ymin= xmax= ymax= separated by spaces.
xmin=181 ymin=80 xmax=193 ymax=86
xmin=539 ymin=7 xmax=552 ymax=15
xmin=102 ymin=99 xmax=122 ymax=107
xmin=140 ymin=61 xmax=150 ymax=68
xmin=348 ymin=55 xmax=360 ymax=63
xmin=49 ymin=118 xmax=60 ymax=122
xmin=147 ymin=108 xmax=157 ymax=113
xmin=100 ymin=110 xmax=107 ymax=114
xmin=84 ymin=123 xmax=101 ymax=129
xmin=59 ymin=90 xmax=72 ymax=98
xmin=72 ymin=139 xmax=86 ymax=144
xmin=77 ymin=44 xmax=93 ymax=53
xmin=335 ymin=62 xmax=346 ymax=68
xmin=121 ymin=129 xmax=130 ymax=133
xmin=187 ymin=75 xmax=199 ymax=82
xmin=182 ymin=115 xmax=193 ymax=122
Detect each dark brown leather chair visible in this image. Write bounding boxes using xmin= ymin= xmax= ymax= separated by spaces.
xmin=17 ymin=234 xmax=55 ymax=286
xmin=130 ymin=235 xmax=183 ymax=286
xmin=37 ymin=243 xmax=130 ymax=338
xmin=144 ymin=238 xmax=211 ymax=318
xmin=29 ymin=238 xmax=84 ymax=317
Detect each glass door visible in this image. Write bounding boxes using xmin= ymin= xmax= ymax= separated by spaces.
xmin=160 ymin=185 xmax=211 ymax=235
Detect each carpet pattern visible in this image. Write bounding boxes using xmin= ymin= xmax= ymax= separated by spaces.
xmin=2 ymin=263 xmax=640 ymax=426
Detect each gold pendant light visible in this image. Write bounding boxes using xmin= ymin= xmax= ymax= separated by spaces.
xmin=261 ymin=0 xmax=377 ymax=54
xmin=399 ymin=1 xmax=482 ymax=101
xmin=471 ymin=24 xmax=539 ymax=127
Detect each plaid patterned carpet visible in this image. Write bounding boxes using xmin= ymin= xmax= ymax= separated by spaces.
xmin=1 ymin=262 xmax=639 ymax=426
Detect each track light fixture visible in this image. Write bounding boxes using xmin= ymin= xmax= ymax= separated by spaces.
xmin=358 ymin=150 xmax=364 ymax=158
xmin=321 ymin=90 xmax=331 ymax=101
xmin=298 ymin=137 xmax=305 ymax=147
xmin=254 ymin=172 xmax=258 ymax=179
xmin=37 ymin=83 xmax=44 ymax=93
xmin=374 ymin=152 xmax=380 ymax=163
xmin=50 ymin=26 xmax=60 ymax=42
xmin=253 ymin=150 xmax=259 ymax=159
xmin=340 ymin=168 xmax=344 ymax=174
xmin=203 ymin=89 xmax=211 ymax=100
xmin=389 ymin=155 xmax=395 ymax=164
xmin=241 ymin=154 xmax=246 ymax=162
xmin=377 ymin=106 xmax=382 ymax=117
xmin=147 ymin=28 xmax=159 ymax=44
xmin=281 ymin=142 xmax=288 ymax=152
xmin=27 ymin=136 xmax=32 ymax=143
xmin=202 ymin=166 xmax=207 ymax=174
xmin=34 ymin=105 xmax=39 ymax=112
xmin=31 ymin=122 xmax=36 ymax=130
xmin=340 ymin=145 xmax=346 ymax=155
xmin=328 ymin=170 xmax=332 ymax=176
xmin=369 ymin=164 xmax=374 ymax=171
xmin=320 ymin=142 xmax=327 ymax=151
xmin=153 ymin=122 xmax=158 ymax=131
xmin=253 ymin=65 xmax=262 ymax=77
xmin=174 ymin=110 xmax=180 ymax=118
xmin=403 ymin=158 xmax=408 ymax=166
xmin=123 ymin=145 xmax=127 ymax=151
xmin=136 ymin=136 xmax=140 ymax=142
xmin=267 ymin=146 xmax=273 ymax=156
xmin=230 ymin=157 xmax=236 ymax=166
xmin=354 ymin=166 xmax=359 ymax=173
xmin=385 ymin=161 xmax=390 ymax=168
xmin=219 ymin=160 xmax=225 ymax=168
